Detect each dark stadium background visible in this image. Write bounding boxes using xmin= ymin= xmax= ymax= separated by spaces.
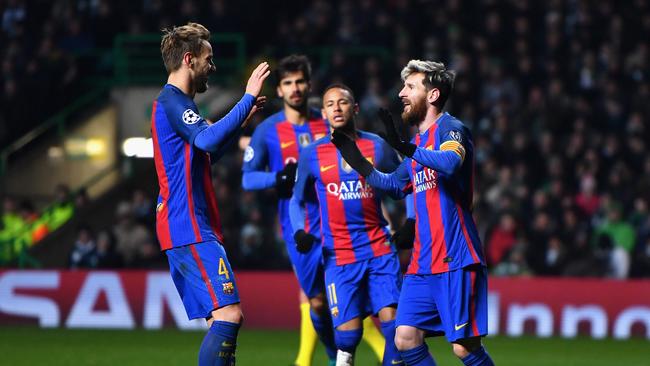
xmin=1 ymin=1 xmax=649 ymax=365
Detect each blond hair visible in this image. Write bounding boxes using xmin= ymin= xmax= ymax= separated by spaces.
xmin=160 ymin=22 xmax=210 ymax=73
xmin=401 ymin=60 xmax=455 ymax=109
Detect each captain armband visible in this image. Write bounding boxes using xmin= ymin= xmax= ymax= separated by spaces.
xmin=440 ymin=140 xmax=466 ymax=163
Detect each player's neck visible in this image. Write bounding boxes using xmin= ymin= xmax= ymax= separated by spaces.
xmin=284 ymin=104 xmax=309 ymax=125
xmin=417 ymin=109 xmax=443 ymax=134
xmin=167 ymin=73 xmax=196 ymax=98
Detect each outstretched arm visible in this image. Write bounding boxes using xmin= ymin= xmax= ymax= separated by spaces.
xmin=331 ymin=130 xmax=410 ymax=197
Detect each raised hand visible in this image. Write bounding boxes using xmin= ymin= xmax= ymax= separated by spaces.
xmin=242 ymin=96 xmax=267 ymax=127
xmin=377 ymin=108 xmax=416 ymax=157
xmin=245 ymin=62 xmax=271 ymax=97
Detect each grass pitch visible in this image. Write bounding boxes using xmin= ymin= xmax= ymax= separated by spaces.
xmin=1 ymin=327 xmax=648 ymax=365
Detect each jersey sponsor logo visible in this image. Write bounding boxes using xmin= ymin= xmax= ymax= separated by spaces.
xmin=391 ymin=360 xmax=404 ymax=365
xmin=314 ymin=133 xmax=326 ymax=140
xmin=182 ymin=109 xmax=201 ymax=125
xmin=298 ymin=133 xmax=311 ymax=147
xmin=454 ymin=322 xmax=468 ymax=331
xmin=326 ymin=180 xmax=374 ymax=200
xmin=280 ymin=141 xmax=295 ymax=149
xmin=243 ymin=146 xmax=254 ymax=162
xmin=156 ymin=202 xmax=164 ymax=212
xmin=413 ymin=167 xmax=437 ymax=193
xmin=320 ymin=164 xmax=337 ymax=172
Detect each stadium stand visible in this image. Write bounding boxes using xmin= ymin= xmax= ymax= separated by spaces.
xmin=1 ymin=0 xmax=649 ymax=278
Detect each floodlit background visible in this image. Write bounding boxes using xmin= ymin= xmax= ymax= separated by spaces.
xmin=1 ymin=1 xmax=649 ymax=365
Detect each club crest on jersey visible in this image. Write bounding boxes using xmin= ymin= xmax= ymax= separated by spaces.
xmin=414 ymin=167 xmax=437 ymax=193
xmin=298 ymin=133 xmax=312 ymax=147
xmin=331 ymin=306 xmax=339 ymax=317
xmin=182 ymin=109 xmax=201 ymax=125
xmin=341 ymin=157 xmax=373 ymax=173
xmin=222 ymin=282 xmax=235 ymax=295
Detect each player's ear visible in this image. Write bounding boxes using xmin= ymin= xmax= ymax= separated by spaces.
xmin=353 ymin=103 xmax=360 ymax=114
xmin=277 ymin=85 xmax=283 ymax=98
xmin=183 ymin=52 xmax=194 ymax=68
xmin=427 ymin=88 xmax=440 ymax=105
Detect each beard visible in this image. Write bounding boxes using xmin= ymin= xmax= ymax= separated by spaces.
xmin=195 ymin=74 xmax=209 ymax=93
xmin=285 ymin=94 xmax=306 ymax=110
xmin=401 ymin=97 xmax=427 ymax=126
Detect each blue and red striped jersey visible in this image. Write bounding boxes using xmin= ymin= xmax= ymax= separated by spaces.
xmin=406 ymin=113 xmax=484 ymax=274
xmin=368 ymin=112 xmax=485 ymax=274
xmin=151 ymin=84 xmax=224 ymax=250
xmin=242 ymin=110 xmax=329 ymax=239
xmin=291 ymin=131 xmax=401 ymax=266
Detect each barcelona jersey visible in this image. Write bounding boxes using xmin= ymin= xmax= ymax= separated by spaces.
xmin=151 ymin=84 xmax=224 ymax=250
xmin=291 ymin=131 xmax=402 ymax=267
xmin=242 ymin=109 xmax=329 ymax=239
xmin=369 ymin=113 xmax=485 ymax=274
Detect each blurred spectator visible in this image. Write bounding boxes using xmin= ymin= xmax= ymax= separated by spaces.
xmin=130 ymin=239 xmax=165 ymax=269
xmin=486 ymin=212 xmax=517 ymax=266
xmin=112 ymin=201 xmax=152 ymax=266
xmin=68 ymin=224 xmax=98 ymax=269
xmin=1 ymin=0 xmax=648 ymax=277
xmin=131 ymin=189 xmax=154 ymax=225
xmin=492 ymin=243 xmax=532 ymax=277
xmin=95 ymin=230 xmax=123 ymax=268
xmin=74 ymin=188 xmax=91 ymax=210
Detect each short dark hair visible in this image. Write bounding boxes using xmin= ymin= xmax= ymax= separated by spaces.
xmin=275 ymin=54 xmax=312 ymax=85
xmin=322 ymin=83 xmax=356 ymax=104
xmin=160 ymin=22 xmax=210 ymax=73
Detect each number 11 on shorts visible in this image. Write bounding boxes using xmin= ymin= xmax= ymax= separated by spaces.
xmin=327 ymin=283 xmax=337 ymax=305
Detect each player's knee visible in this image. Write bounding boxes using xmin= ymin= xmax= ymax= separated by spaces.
xmin=212 ymin=304 xmax=244 ymax=325
xmin=452 ymin=337 xmax=481 ymax=359
xmin=309 ymin=295 xmax=327 ymax=315
xmin=334 ymin=328 xmax=363 ymax=353
xmin=394 ymin=326 xmax=423 ymax=351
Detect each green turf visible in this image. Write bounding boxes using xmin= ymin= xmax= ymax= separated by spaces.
xmin=0 ymin=327 xmax=648 ymax=365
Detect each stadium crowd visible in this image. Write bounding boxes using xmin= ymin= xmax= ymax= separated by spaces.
xmin=1 ymin=0 xmax=649 ymax=278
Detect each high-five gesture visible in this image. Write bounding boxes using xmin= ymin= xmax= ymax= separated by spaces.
xmin=245 ymin=62 xmax=271 ymax=97
xmin=377 ymin=108 xmax=417 ymax=157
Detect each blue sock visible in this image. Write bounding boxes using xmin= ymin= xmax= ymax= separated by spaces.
xmin=310 ymin=309 xmax=337 ymax=360
xmin=198 ymin=320 xmax=240 ymax=366
xmin=461 ymin=346 xmax=494 ymax=366
xmin=400 ymin=343 xmax=437 ymax=366
xmin=380 ymin=320 xmax=402 ymax=366
xmin=334 ymin=328 xmax=363 ymax=354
